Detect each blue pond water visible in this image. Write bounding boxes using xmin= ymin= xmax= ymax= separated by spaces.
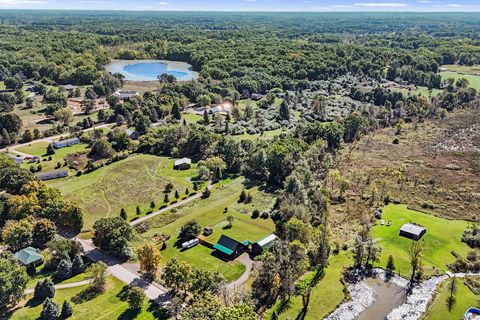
xmin=106 ymin=60 xmax=198 ymax=81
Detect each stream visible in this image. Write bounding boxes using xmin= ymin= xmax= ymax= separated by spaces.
xmin=325 ymin=269 xmax=479 ymax=320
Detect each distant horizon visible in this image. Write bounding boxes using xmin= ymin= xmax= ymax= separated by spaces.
xmin=0 ymin=0 xmax=479 ymax=12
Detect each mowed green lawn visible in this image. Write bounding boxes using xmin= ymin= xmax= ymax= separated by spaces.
xmin=267 ymin=252 xmax=351 ymax=320
xmin=371 ymin=205 xmax=470 ymax=276
xmin=424 ymin=277 xmax=480 ymax=320
xmin=441 ymin=71 xmax=480 ymax=90
xmin=18 ymin=142 xmax=90 ymax=172
xmin=47 ymin=154 xmax=197 ymax=228
xmin=9 ymin=276 xmax=167 ymax=320
xmin=134 ymin=177 xmax=276 ymax=281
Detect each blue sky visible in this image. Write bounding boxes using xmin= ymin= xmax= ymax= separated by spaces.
xmin=0 ymin=0 xmax=479 ymax=11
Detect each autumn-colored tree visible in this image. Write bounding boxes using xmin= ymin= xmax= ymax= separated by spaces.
xmin=137 ymin=243 xmax=161 ymax=279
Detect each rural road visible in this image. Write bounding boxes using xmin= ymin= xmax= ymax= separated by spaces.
xmin=75 ymin=237 xmax=171 ymax=303
xmin=25 ymin=279 xmax=92 ymax=295
xmin=130 ymin=180 xmax=214 ymax=226
xmin=0 ymin=123 xmax=114 ymax=158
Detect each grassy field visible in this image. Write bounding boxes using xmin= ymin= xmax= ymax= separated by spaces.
xmin=371 ymin=205 xmax=470 ymax=276
xmin=267 ymin=252 xmax=351 ymax=320
xmin=440 ymin=71 xmax=480 ymax=90
xmin=388 ymin=86 xmax=443 ymax=99
xmin=10 ymin=276 xmax=166 ymax=320
xmin=232 ymin=128 xmax=285 ymax=141
xmin=47 ymin=154 xmax=198 ymax=228
xmin=441 ymin=64 xmax=480 ymax=76
xmin=423 ymin=277 xmax=479 ymax=320
xmin=18 ymin=142 xmax=90 ymax=172
xmin=182 ymin=112 xmax=202 ymax=124
xmin=134 ymin=176 xmax=276 ymax=281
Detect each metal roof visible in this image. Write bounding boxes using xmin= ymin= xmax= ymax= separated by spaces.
xmin=400 ymin=223 xmax=426 ymax=236
xmin=14 ymin=246 xmax=43 ymax=265
xmin=36 ymin=169 xmax=68 ymax=181
xmin=257 ymin=234 xmax=277 ymax=248
xmin=174 ymin=158 xmax=192 ymax=167
xmin=213 ymin=243 xmax=234 ymax=255
xmin=214 ymin=235 xmax=242 ymax=255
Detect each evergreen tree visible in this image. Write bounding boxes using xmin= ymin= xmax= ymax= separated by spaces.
xmin=136 ymin=206 xmax=141 ymax=216
xmin=386 ymin=255 xmax=395 ymax=275
xmin=239 ymin=189 xmax=247 ymax=203
xmin=35 ymin=278 xmax=55 ymax=301
xmin=56 ymin=257 xmax=72 ymax=280
xmin=72 ymin=254 xmax=84 ymax=275
xmin=150 ymin=201 xmax=155 ymax=209
xmin=203 ymin=110 xmax=210 ymax=125
xmin=40 ymin=298 xmax=59 ymax=320
xmin=174 ymin=190 xmax=179 ymax=199
xmin=60 ymin=300 xmax=73 ymax=319
xmin=279 ymin=100 xmax=290 ymax=120
xmin=120 ymin=208 xmax=127 ymax=220
xmin=163 ymin=194 xmax=169 ymax=203
xmin=172 ymin=103 xmax=181 ymax=120
xmin=46 ymin=143 xmax=56 ymax=155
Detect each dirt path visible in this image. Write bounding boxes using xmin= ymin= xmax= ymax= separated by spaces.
xmin=25 ymin=279 xmax=93 ymax=295
xmin=129 ymin=181 xmax=213 ymax=226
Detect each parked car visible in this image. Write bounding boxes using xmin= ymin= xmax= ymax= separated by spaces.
xmin=380 ymin=219 xmax=385 ymax=225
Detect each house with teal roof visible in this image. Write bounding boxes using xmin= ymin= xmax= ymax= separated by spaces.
xmin=14 ymin=246 xmax=43 ymax=267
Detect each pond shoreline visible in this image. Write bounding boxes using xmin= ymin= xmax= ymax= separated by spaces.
xmin=106 ymin=59 xmax=199 ymax=81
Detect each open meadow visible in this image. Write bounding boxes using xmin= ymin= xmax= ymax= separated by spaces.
xmin=47 ymin=154 xmax=198 ymax=229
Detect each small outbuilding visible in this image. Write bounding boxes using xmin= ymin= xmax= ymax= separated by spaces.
xmin=63 ymin=84 xmax=75 ymax=91
xmin=14 ymin=246 xmax=43 ymax=267
xmin=252 ymin=234 xmax=277 ymax=255
xmin=213 ymin=235 xmax=246 ymax=258
xmin=125 ymin=129 xmax=140 ymax=140
xmin=174 ymin=158 xmax=192 ymax=170
xmin=203 ymin=226 xmax=213 ymax=236
xmin=53 ymin=137 xmax=80 ymax=149
xmin=399 ymin=223 xmax=427 ymax=241
xmin=36 ymin=169 xmax=68 ymax=181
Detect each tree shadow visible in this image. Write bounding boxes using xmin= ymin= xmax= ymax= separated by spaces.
xmin=25 ymin=297 xmax=43 ymax=308
xmin=71 ymin=287 xmax=101 ymax=304
xmin=117 ymin=308 xmax=141 ymax=320
xmin=147 ymin=300 xmax=170 ymax=320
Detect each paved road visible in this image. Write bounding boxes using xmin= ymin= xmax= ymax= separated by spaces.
xmin=0 ymin=123 xmax=114 ymax=158
xmin=226 ymin=253 xmax=255 ymax=290
xmin=25 ymin=279 xmax=92 ymax=295
xmin=130 ymin=181 xmax=213 ymax=226
xmin=75 ymin=237 xmax=170 ymax=303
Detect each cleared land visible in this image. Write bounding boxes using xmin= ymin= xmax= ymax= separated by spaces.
xmin=423 ymin=276 xmax=479 ymax=320
xmin=267 ymin=252 xmax=351 ymax=320
xmin=9 ymin=276 xmax=166 ymax=320
xmin=47 ymin=154 xmax=198 ymax=228
xmin=133 ymin=177 xmax=276 ymax=281
xmin=332 ymin=106 xmax=480 ymax=246
xmin=440 ymin=71 xmax=480 ymax=90
xmin=371 ymin=205 xmax=470 ymax=276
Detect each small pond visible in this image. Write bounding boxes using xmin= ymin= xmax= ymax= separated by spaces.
xmin=357 ymin=277 xmax=406 ymax=320
xmin=106 ymin=59 xmax=198 ymax=81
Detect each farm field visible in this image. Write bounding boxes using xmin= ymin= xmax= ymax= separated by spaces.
xmin=182 ymin=112 xmax=202 ymax=124
xmin=424 ymin=276 xmax=479 ymax=320
xmin=47 ymin=154 xmax=198 ymax=229
xmin=371 ymin=204 xmax=470 ymax=276
xmin=133 ymin=176 xmax=276 ymax=281
xmin=9 ymin=276 xmax=166 ymax=320
xmin=267 ymin=252 xmax=352 ymax=320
